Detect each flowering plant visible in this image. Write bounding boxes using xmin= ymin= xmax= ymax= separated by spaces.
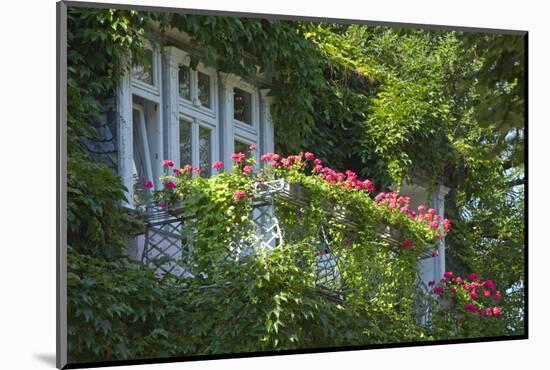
xmin=151 ymin=150 xmax=450 ymax=258
xmin=427 ymin=271 xmax=506 ymax=338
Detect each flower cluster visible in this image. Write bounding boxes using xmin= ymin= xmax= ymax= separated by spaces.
xmin=152 ymin=151 xmax=453 ymax=252
xmin=374 ymin=191 xmax=451 ymax=241
xmin=429 ymin=271 xmax=503 ymax=319
xmin=261 ymin=151 xmax=376 ymax=193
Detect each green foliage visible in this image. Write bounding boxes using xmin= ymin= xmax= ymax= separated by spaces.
xmin=67 ymin=7 xmax=150 ymax=256
xmin=68 ymin=155 xmax=438 ymax=361
xmin=66 ymin=6 xmax=524 ymax=363
xmin=67 ymin=154 xmax=142 ymax=257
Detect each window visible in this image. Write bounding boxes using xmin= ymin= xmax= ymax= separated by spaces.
xmin=178 ymin=65 xmax=191 ymax=100
xmin=132 ymin=49 xmax=154 ymax=85
xmin=197 ymin=72 xmax=211 ymax=108
xmin=234 ymin=139 xmax=250 ymax=155
xmin=199 ymin=126 xmax=212 ymax=177
xmin=132 ymin=105 xmax=155 ymax=205
xmin=131 ymin=47 xmax=161 ymax=99
xmin=179 ymin=119 xmax=192 ymax=167
xmin=234 ymin=88 xmax=252 ymax=124
xmin=176 ymin=58 xmax=216 ymax=114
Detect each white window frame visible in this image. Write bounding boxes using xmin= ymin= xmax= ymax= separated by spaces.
xmin=231 ymin=79 xmax=260 ymax=143
xmin=176 ymin=51 xmax=218 ymax=122
xmin=131 ymin=44 xmax=162 ymax=100
xmin=130 ymin=45 xmax=163 ymax=191
xmin=177 ymin=113 xmax=220 ymax=177
xmin=164 ymin=46 xmax=220 ymax=173
xmin=131 ymin=104 xmax=154 ymax=186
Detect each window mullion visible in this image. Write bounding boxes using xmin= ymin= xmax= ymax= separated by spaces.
xmin=191 ymin=118 xmax=200 ymax=171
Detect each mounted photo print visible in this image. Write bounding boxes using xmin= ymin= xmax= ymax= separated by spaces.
xmin=56 ymin=1 xmax=527 ymax=368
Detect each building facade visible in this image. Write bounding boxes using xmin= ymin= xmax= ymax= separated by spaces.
xmin=100 ymin=27 xmax=447 ymax=295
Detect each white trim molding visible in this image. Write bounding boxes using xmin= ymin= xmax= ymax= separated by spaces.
xmin=117 ymin=68 xmax=134 ymax=206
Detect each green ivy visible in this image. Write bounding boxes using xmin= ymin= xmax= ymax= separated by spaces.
xmin=66 ymin=6 xmax=523 ymax=362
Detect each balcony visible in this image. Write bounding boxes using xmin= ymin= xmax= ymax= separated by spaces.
xmin=132 ymin=178 xmax=439 ymax=305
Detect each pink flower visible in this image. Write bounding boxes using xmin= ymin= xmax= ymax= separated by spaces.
xmin=433 ymin=286 xmax=444 ymax=295
xmin=364 ymin=180 xmax=376 ymax=192
xmin=402 ymin=240 xmax=413 ymax=248
xmin=243 ymin=165 xmax=254 ymax=174
xmin=212 ymin=161 xmax=224 ymax=170
xmin=164 ymin=181 xmax=176 ymax=189
xmin=464 ymin=303 xmax=477 ymax=313
xmin=443 ymin=218 xmax=452 ymax=233
xmin=450 ymin=287 xmax=457 ymax=295
xmin=233 ymin=190 xmax=246 ymax=201
xmin=455 ymin=277 xmax=463 ymax=284
xmin=248 ymin=144 xmax=257 ymax=151
xmin=429 ymin=221 xmax=439 ymax=229
xmin=143 ymin=180 xmax=154 ymax=189
xmin=183 ymin=164 xmax=193 ymax=172
xmin=397 ymin=197 xmax=408 ymax=205
xmin=345 ymin=170 xmax=357 ymax=179
xmin=231 ymin=152 xmax=247 ymax=163
xmin=173 ymin=168 xmax=182 ymax=175
xmin=418 ymin=204 xmax=427 ymax=212
xmin=162 ymin=159 xmax=174 ymax=167
xmin=483 ymin=290 xmax=491 ymax=297
xmin=272 ymin=154 xmax=281 ymax=162
xmin=305 ymin=152 xmax=315 ymax=160
xmin=485 ymin=307 xmax=493 ymax=316
xmin=444 ymin=271 xmax=453 ymax=279
xmin=463 ymin=284 xmax=472 ymax=291
xmin=428 ymin=280 xmax=436 ymax=287
xmin=314 ymin=158 xmax=322 ymax=165
xmin=492 ymin=306 xmax=502 ymax=317
xmin=470 ymin=291 xmax=478 ymax=300
xmin=193 ymin=167 xmax=201 ymax=175
xmin=313 ymin=164 xmax=323 ymax=173
xmin=428 ymin=208 xmax=437 ymax=215
xmin=261 ymin=153 xmax=273 ymax=161
xmin=493 ymin=291 xmax=502 ymax=301
xmin=468 ymin=273 xmax=478 ymax=280
xmin=483 ymin=280 xmax=496 ymax=291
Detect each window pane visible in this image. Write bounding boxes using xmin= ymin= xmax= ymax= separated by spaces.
xmin=234 ymin=88 xmax=252 ymax=124
xmin=132 ymin=49 xmax=154 ymax=85
xmin=133 ymin=108 xmax=151 ymax=205
xmin=179 ymin=65 xmax=191 ymax=100
xmin=199 ymin=127 xmax=212 ymax=177
xmin=180 ymin=119 xmax=192 ymax=168
xmin=234 ymin=140 xmax=250 ymax=156
xmin=197 ymin=72 xmax=211 ymax=108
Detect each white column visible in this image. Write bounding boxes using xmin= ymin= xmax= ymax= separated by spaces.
xmin=163 ymin=47 xmax=183 ymax=169
xmin=117 ymin=68 xmax=134 ymax=207
xmin=219 ymin=72 xmax=239 ymax=171
xmin=260 ymin=88 xmax=275 ymax=157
